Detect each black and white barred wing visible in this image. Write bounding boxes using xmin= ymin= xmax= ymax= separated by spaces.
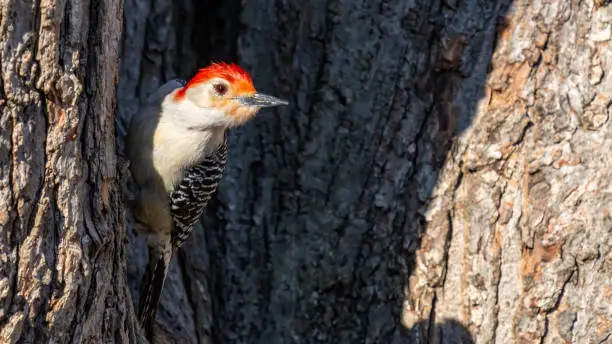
xmin=169 ymin=138 xmax=228 ymax=248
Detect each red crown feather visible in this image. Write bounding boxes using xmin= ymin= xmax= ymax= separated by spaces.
xmin=174 ymin=62 xmax=256 ymax=100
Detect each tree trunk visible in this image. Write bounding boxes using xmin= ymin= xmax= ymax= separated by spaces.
xmin=3 ymin=0 xmax=612 ymax=343
xmin=0 ymin=0 xmax=146 ymax=343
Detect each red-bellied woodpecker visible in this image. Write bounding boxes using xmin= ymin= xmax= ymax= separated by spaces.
xmin=125 ymin=62 xmax=287 ymax=340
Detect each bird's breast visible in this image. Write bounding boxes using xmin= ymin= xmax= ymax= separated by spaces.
xmin=152 ymin=125 xmax=225 ymax=192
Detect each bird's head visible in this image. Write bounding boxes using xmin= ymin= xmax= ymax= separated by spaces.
xmin=173 ymin=62 xmax=288 ymax=128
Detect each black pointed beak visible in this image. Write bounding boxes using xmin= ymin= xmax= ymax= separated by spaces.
xmin=238 ymin=93 xmax=289 ymax=108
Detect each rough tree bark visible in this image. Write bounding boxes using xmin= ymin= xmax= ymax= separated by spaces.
xmin=405 ymin=1 xmax=612 ymax=342
xmin=0 ymin=0 xmax=144 ymax=342
xmin=2 ymin=0 xmax=611 ymax=343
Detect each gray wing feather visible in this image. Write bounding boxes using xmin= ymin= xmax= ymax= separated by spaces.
xmin=143 ymin=79 xmax=187 ymax=106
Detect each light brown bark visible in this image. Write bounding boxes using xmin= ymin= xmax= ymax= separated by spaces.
xmin=408 ymin=1 xmax=612 ymax=343
xmin=0 ymin=0 xmax=143 ymax=342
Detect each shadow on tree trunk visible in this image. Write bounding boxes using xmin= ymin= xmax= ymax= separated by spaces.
xmin=117 ymin=0 xmax=510 ymax=343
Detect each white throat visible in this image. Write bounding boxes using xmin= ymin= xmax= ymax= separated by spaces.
xmin=153 ymin=95 xmax=227 ymax=191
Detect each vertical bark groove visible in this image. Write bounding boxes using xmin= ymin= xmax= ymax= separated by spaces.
xmin=0 ymin=0 xmax=146 ymax=342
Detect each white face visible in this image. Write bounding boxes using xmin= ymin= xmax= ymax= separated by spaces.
xmin=163 ymin=91 xmax=233 ymax=130
xmin=177 ymin=78 xmax=259 ymax=129
xmin=166 ymin=74 xmax=288 ymax=131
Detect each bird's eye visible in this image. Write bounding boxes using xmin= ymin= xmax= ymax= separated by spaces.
xmin=214 ymin=83 xmax=228 ymax=96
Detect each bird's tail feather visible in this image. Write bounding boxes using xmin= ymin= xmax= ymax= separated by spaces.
xmin=137 ymin=248 xmax=172 ymax=340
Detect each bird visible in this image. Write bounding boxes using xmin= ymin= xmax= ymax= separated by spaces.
xmin=124 ymin=62 xmax=288 ymax=340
